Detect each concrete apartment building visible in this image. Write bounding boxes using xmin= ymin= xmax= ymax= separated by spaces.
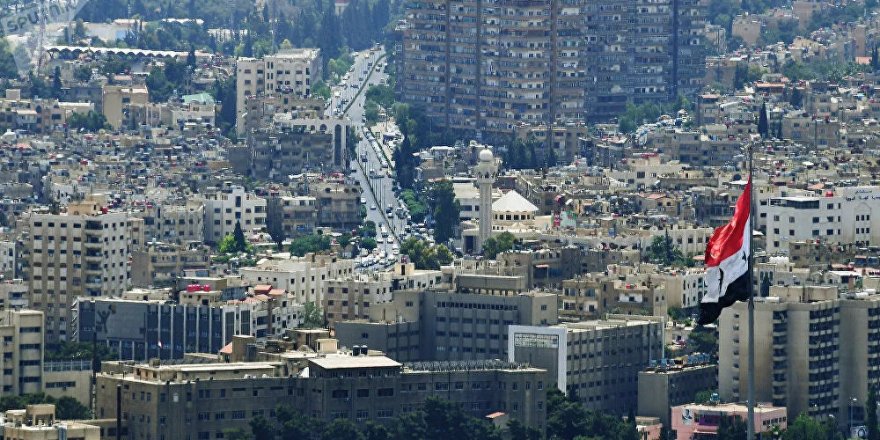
xmin=719 ymin=286 xmax=880 ymax=423
xmin=765 ymin=186 xmax=880 ymax=254
xmin=102 ymin=85 xmax=149 ymax=129
xmin=201 ymin=183 xmax=266 ymax=245
xmin=336 ymin=289 xmax=557 ymax=362
xmin=0 ymin=309 xmax=43 ymax=395
xmin=96 ymin=354 xmax=547 ymax=440
xmin=138 ymin=201 xmax=205 ymax=244
xmin=311 ymin=181 xmax=363 ymax=230
xmin=266 ymin=195 xmax=317 ymax=236
xmin=637 ymin=361 xmax=718 ymax=427
xmin=239 ymin=253 xmax=355 ymax=305
xmin=130 ymin=241 xmax=211 ymax=288
xmin=249 ymin=116 xmax=349 ymax=177
xmin=324 ymin=262 xmax=442 ymax=326
xmin=26 ymin=196 xmax=130 ymax=342
xmin=507 ymin=316 xmax=664 ymax=415
xmin=235 ymin=48 xmax=322 ymax=131
xmin=400 ymin=0 xmax=704 ymax=135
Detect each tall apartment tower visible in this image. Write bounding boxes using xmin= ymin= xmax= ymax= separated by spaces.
xmin=584 ymin=0 xmax=706 ymax=121
xmin=25 ymin=196 xmax=130 ymax=342
xmin=475 ymin=147 xmax=498 ymax=251
xmin=719 ymin=287 xmax=880 ymax=424
xmin=0 ymin=309 xmax=44 ymax=395
xmin=400 ymin=0 xmax=705 ymax=135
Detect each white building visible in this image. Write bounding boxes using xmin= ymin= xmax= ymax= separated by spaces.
xmin=26 ymin=196 xmax=130 ymax=342
xmin=239 ymin=254 xmax=355 ymax=305
xmin=202 ymin=184 xmax=267 ymax=244
xmin=765 ymin=187 xmax=880 ymax=254
xmin=235 ymin=48 xmax=322 ymax=131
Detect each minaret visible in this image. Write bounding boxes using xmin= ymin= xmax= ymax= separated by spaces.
xmin=475 ymin=147 xmax=498 ymax=252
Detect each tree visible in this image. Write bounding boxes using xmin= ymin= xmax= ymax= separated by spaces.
xmin=694 ymin=390 xmax=715 ymax=404
xmin=223 ymin=428 xmax=251 ymax=440
xmin=217 ymin=234 xmax=238 ymax=254
xmin=717 ymin=415 xmax=748 ymax=440
xmin=360 ymin=237 xmax=377 ymax=251
xmin=51 ymin=66 xmax=63 ymax=99
xmin=758 ymin=102 xmax=769 ymax=138
xmin=0 ymin=39 xmax=18 ymax=79
xmin=869 ymin=385 xmax=879 ymax=440
xmin=54 ymin=396 xmax=90 ymax=419
xmin=782 ymin=413 xmax=838 ymax=440
xmin=233 ymin=221 xmax=247 ymax=252
xmin=645 ymin=234 xmax=686 ymax=266
xmin=301 ymin=301 xmax=323 ymax=328
xmin=289 ymin=233 xmax=333 ymax=256
xmin=482 ymin=231 xmax=517 ymax=258
xmin=401 ymin=238 xmax=453 ymax=270
xmin=427 ymin=180 xmax=460 ymax=244
xmin=250 ymin=415 xmax=276 ymax=440
xmin=186 ymin=45 xmax=197 ymax=67
xmin=508 ymin=419 xmax=541 ymax=440
xmin=363 ymin=421 xmax=390 ymax=440
xmin=67 ymin=111 xmax=110 ymax=132
xmin=688 ymin=327 xmax=718 ymax=355
xmin=322 ymin=419 xmax=364 ymax=440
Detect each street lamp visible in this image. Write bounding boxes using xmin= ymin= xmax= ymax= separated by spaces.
xmin=851 ymin=397 xmax=859 ymax=435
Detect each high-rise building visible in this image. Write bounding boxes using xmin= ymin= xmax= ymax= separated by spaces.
xmin=25 ymin=196 xmax=130 ymax=342
xmin=584 ymin=0 xmax=706 ymax=121
xmin=719 ymin=287 xmax=880 ymax=424
xmin=399 ymin=0 xmax=704 ymax=138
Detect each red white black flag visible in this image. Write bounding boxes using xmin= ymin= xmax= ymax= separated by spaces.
xmin=698 ymin=180 xmax=752 ymax=325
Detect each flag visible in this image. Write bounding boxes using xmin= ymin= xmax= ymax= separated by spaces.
xmin=698 ymin=180 xmax=752 ymax=325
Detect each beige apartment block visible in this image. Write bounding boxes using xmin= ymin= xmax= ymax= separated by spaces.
xmin=26 ymin=196 xmax=129 ymax=342
xmin=102 ymin=85 xmax=149 ymax=129
xmin=235 ymin=48 xmax=322 ymax=131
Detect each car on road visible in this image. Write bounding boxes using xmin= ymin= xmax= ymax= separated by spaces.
xmin=360 ymin=197 xmax=367 ymax=204
xmin=370 ymin=204 xmax=377 ymax=210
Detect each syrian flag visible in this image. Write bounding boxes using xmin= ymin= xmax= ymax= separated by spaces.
xmin=698 ymin=180 xmax=752 ymax=325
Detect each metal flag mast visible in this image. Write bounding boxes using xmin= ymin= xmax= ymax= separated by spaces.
xmin=747 ymin=140 xmax=756 ymax=440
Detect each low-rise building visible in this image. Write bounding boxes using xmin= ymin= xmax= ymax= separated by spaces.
xmin=637 ymin=360 xmax=718 ymax=427
xmin=671 ymin=402 xmax=787 ymax=439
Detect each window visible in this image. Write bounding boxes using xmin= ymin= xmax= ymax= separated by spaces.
xmin=377 ymin=388 xmax=394 ymax=397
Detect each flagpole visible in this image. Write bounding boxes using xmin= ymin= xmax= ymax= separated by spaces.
xmin=747 ymin=141 xmax=756 ymax=440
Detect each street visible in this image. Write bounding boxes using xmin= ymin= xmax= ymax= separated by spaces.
xmin=328 ymin=47 xmax=408 ymax=267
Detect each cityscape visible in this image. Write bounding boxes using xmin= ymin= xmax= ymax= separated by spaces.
xmin=0 ymin=0 xmax=875 ymax=439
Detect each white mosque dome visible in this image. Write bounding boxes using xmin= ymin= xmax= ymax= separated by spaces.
xmin=479 ymin=148 xmax=494 ymax=162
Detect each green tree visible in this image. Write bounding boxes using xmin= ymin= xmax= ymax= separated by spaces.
xmin=363 ymin=421 xmax=390 ymax=440
xmin=645 ymin=234 xmax=686 ymax=266
xmin=223 ymin=428 xmax=251 ymax=440
xmin=301 ymin=301 xmax=323 ymax=328
xmin=694 ymin=389 xmax=715 ymax=404
xmin=717 ymin=415 xmax=748 ymax=440
xmin=427 ymin=180 xmax=460 ymax=244
xmin=250 ymin=415 xmax=276 ymax=440
xmin=360 ymin=237 xmax=377 ymax=251
xmin=233 ymin=221 xmax=247 ymax=252
xmin=782 ymin=413 xmax=837 ymax=440
xmin=67 ymin=111 xmax=110 ymax=132
xmin=869 ymin=385 xmax=879 ymax=440
xmin=73 ymin=65 xmax=92 ymax=82
xmin=54 ymin=396 xmax=90 ymax=419
xmin=312 ymin=80 xmax=331 ymax=99
xmin=758 ymin=102 xmax=769 ymax=139
xmin=45 ymin=341 xmax=116 ymax=362
xmin=482 ymin=231 xmax=517 ymax=258
xmin=217 ymin=234 xmax=238 ymax=254
xmin=289 ymin=233 xmax=333 ymax=256
xmin=0 ymin=39 xmax=18 ymax=79
xmin=400 ymin=238 xmax=453 ymax=270
xmin=51 ymin=66 xmax=63 ymax=98
xmin=508 ymin=418 xmax=541 ymax=440
xmin=322 ymin=419 xmax=364 ymax=440
xmin=688 ymin=327 xmax=718 ymax=355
